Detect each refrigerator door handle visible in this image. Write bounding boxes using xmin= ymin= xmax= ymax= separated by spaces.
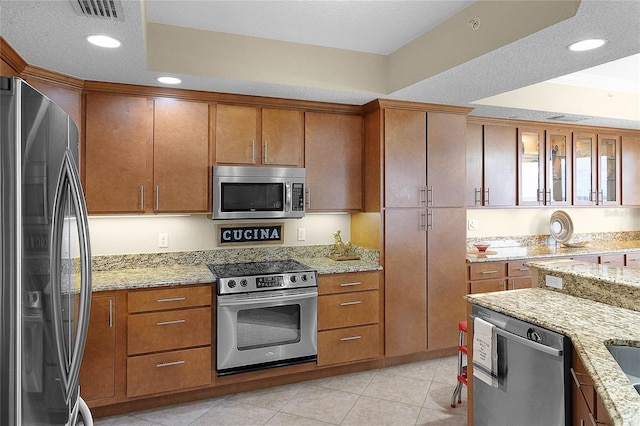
xmin=50 ymin=149 xmax=92 ymax=404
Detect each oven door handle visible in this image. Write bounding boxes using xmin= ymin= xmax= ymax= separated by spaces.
xmin=218 ymin=290 xmax=317 ymax=307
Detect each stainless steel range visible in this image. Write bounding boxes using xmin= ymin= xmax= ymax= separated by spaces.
xmin=209 ymin=260 xmax=318 ymax=375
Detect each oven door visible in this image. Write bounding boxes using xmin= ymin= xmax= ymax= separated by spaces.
xmin=216 ymin=287 xmax=317 ymax=375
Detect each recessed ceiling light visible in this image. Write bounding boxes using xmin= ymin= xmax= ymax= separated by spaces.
xmin=86 ymin=35 xmax=121 ymax=48
xmin=568 ymin=39 xmax=606 ymax=52
xmin=157 ymin=76 xmax=182 ymax=85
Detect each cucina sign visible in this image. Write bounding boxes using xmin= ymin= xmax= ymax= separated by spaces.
xmin=217 ymin=223 xmax=284 ymax=245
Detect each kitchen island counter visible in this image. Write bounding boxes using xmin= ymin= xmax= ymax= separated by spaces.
xmin=466 ymin=259 xmax=640 ymax=426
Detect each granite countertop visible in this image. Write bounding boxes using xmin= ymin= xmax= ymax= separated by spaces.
xmin=466 ymin=259 xmax=640 ymax=425
xmin=467 ymin=239 xmax=640 ymax=263
xmin=91 ymin=256 xmax=381 ymax=292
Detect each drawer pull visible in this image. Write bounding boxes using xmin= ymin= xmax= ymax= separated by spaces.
xmin=340 ymin=301 xmax=362 ymax=306
xmin=156 ymin=297 xmax=186 ymax=303
xmin=340 ymin=335 xmax=362 ymax=342
xmin=156 ymin=319 xmax=186 ymax=326
xmin=156 ymin=360 xmax=185 ymax=368
xmin=339 ymin=281 xmax=362 ymax=287
xmin=570 ymin=368 xmax=592 ymax=387
xmin=481 ymin=270 xmax=499 ymax=274
xmin=518 ymin=268 xmax=529 ymax=271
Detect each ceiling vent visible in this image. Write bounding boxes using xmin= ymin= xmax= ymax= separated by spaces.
xmin=546 ymin=114 xmax=588 ymax=122
xmin=71 ymin=0 xmax=124 ymax=20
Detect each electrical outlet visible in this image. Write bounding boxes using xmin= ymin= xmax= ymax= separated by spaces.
xmin=158 ymin=233 xmax=169 ymax=248
xmin=468 ymin=219 xmax=478 ymax=231
xmin=297 ymin=228 xmax=306 ymax=241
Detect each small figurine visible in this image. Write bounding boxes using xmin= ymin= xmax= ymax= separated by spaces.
xmin=328 ymin=230 xmax=359 ymax=260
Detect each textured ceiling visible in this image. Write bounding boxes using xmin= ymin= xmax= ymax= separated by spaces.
xmin=0 ymin=0 xmax=638 ymax=129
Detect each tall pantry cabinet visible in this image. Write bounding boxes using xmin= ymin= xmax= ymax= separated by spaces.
xmin=364 ymin=100 xmax=471 ymax=359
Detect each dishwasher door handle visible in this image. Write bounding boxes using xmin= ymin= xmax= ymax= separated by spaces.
xmin=495 ymin=328 xmax=563 ymax=357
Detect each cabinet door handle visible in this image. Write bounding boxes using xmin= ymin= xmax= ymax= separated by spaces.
xmin=339 ymin=282 xmax=362 ymax=287
xmin=419 ymin=186 xmax=426 ymax=206
xmin=427 ymin=210 xmax=433 ymax=230
xmin=264 ymin=140 xmax=268 ymax=163
xmin=481 ymin=270 xmax=499 ymax=274
xmin=427 ymin=185 xmax=433 ymax=207
xmin=109 ymin=299 xmax=113 ymax=329
xmin=306 ymin=188 xmax=311 ymax=209
xmin=140 ymin=185 xmax=145 ymax=211
xmin=474 ymin=188 xmax=482 ymax=205
xmin=537 ymin=189 xmax=544 ymax=204
xmin=155 ymin=185 xmax=160 ymax=210
xmin=545 ymin=189 xmax=551 ymax=205
xmin=340 ymin=301 xmax=362 ymax=306
xmin=340 ymin=335 xmax=362 ymax=342
xmin=156 ymin=360 xmax=185 ymax=368
xmin=485 ymin=188 xmax=490 ymax=205
xmin=156 ymin=319 xmax=186 ymax=326
xmin=156 ymin=297 xmax=186 ymax=303
xmin=570 ymin=368 xmax=592 ymax=387
xmin=420 ymin=211 xmax=426 ymax=232
xmin=598 ymin=190 xmax=604 ymax=204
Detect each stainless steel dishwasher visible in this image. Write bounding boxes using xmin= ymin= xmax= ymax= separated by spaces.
xmin=472 ymin=305 xmax=571 ymax=426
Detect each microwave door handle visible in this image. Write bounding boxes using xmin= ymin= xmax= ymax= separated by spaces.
xmin=286 ymin=182 xmax=291 ymax=212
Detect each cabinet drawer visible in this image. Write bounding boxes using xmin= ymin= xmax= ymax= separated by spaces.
xmin=599 ymin=254 xmax=625 ymax=267
xmin=469 ymin=263 xmax=506 ymax=280
xmin=318 ymin=291 xmax=379 ymax=330
xmin=507 ymin=261 xmax=531 ymax=277
xmin=318 ymin=271 xmax=380 ymax=295
xmin=128 ymin=285 xmax=211 ymax=313
xmin=317 ymin=324 xmax=379 ymax=366
xmin=126 ymin=347 xmax=211 ymax=397
xmin=128 ymin=307 xmax=211 ymax=355
xmin=469 ymin=279 xmax=506 ymax=294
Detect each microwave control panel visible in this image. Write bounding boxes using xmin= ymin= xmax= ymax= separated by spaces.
xmin=292 ymin=183 xmax=304 ymax=211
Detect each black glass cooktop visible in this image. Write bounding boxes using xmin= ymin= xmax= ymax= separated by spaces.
xmin=208 ymin=259 xmax=313 ymax=279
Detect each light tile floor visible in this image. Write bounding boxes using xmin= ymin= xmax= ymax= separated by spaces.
xmin=92 ymin=356 xmax=467 ymax=426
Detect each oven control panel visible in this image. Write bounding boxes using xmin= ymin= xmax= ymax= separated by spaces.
xmin=216 ymin=271 xmax=318 ymax=294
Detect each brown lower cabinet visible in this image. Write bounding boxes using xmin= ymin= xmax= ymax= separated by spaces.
xmin=468 ymin=261 xmax=533 ymax=294
xmin=571 ymin=349 xmax=613 ymax=425
xmin=81 ymin=272 xmax=385 ymax=414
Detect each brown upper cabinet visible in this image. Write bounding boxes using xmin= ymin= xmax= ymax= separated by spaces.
xmin=153 ymin=98 xmax=210 ymax=213
xmin=622 ymin=134 xmax=640 ymax=206
xmin=573 ymin=132 xmax=620 ymax=205
xmin=214 ymin=104 xmax=303 ymax=167
xmin=597 ymin=134 xmax=621 ymax=205
xmin=384 ymin=109 xmax=427 ymax=208
xmin=518 ymin=128 xmax=572 ymax=206
xmin=84 ymin=93 xmax=210 ymax=214
xmin=84 ymin=93 xmax=151 ymax=214
xmin=467 ymin=123 xmax=517 ymax=207
xmin=304 ymin=112 xmax=363 ymax=211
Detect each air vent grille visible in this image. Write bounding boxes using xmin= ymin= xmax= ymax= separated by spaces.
xmin=71 ymin=0 xmax=124 ymax=20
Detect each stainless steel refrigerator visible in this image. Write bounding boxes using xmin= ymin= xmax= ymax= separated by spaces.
xmin=1 ymin=77 xmax=93 ymax=425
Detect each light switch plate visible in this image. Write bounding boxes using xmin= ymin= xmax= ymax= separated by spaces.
xmin=159 ymin=233 xmax=169 ymax=248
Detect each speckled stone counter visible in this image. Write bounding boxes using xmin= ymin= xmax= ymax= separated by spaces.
xmin=466 ymin=288 xmax=640 ymax=426
xmin=467 ymin=258 xmax=640 ymax=425
xmin=466 ymin=232 xmax=640 ymax=263
xmin=90 ymin=245 xmax=381 ymax=292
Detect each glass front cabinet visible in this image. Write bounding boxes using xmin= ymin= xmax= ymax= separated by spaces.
xmin=573 ymin=133 xmax=620 ymax=205
xmin=518 ymin=128 xmax=571 ymax=206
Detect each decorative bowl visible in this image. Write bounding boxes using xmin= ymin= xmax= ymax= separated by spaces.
xmin=473 ymin=242 xmax=491 ymax=253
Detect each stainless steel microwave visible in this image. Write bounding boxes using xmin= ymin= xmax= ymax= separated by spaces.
xmin=212 ymin=166 xmax=305 ymax=220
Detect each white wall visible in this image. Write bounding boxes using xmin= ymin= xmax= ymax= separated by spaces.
xmin=88 ymin=213 xmax=351 ymax=255
xmin=467 ymin=207 xmax=640 ymax=238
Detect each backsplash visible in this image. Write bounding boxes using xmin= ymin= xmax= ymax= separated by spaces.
xmin=92 ymin=244 xmax=379 ymax=271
